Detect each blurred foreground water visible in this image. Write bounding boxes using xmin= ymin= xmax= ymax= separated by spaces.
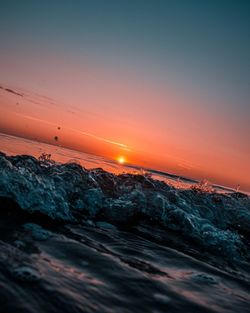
xmin=0 ymin=133 xmax=249 ymax=313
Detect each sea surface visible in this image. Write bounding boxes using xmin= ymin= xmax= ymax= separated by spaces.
xmin=0 ymin=133 xmax=249 ymax=313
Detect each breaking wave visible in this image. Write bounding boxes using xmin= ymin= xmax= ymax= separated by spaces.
xmin=0 ymin=152 xmax=249 ymax=263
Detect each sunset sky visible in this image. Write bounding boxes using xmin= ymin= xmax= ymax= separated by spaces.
xmin=0 ymin=0 xmax=249 ymax=191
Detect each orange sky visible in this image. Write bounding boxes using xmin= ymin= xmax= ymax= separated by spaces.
xmin=0 ymin=79 xmax=249 ymax=192
xmin=0 ymin=1 xmax=249 ymax=192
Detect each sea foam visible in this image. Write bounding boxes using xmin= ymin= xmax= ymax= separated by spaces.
xmin=0 ymin=152 xmax=249 ymax=261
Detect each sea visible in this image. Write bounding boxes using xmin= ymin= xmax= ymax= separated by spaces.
xmin=0 ymin=132 xmax=249 ymax=313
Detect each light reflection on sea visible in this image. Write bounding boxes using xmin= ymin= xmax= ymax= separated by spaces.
xmin=0 ymin=132 xmax=237 ymax=193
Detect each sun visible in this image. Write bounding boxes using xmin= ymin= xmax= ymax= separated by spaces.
xmin=117 ymin=156 xmax=126 ymax=164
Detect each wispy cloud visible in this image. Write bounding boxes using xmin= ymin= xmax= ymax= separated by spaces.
xmin=12 ymin=112 xmax=131 ymax=151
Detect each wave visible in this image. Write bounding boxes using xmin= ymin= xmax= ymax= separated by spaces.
xmin=0 ymin=152 xmax=249 ymax=263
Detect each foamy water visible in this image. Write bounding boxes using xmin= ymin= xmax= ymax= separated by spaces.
xmin=0 ymin=133 xmax=249 ymax=313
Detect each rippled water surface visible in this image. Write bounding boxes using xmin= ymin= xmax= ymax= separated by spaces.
xmin=0 ymin=133 xmax=249 ymax=313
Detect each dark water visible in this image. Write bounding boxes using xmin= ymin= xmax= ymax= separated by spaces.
xmin=0 ymin=150 xmax=249 ymax=312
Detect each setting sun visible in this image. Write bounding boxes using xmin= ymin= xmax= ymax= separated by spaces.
xmin=117 ymin=156 xmax=126 ymax=164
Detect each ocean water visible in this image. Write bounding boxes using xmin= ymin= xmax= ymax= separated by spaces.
xmin=0 ymin=133 xmax=249 ymax=313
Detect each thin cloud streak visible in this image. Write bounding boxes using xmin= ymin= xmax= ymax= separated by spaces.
xmin=11 ymin=112 xmax=131 ymax=151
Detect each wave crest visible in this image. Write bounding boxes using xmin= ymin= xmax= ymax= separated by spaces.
xmin=0 ymin=152 xmax=249 ymax=261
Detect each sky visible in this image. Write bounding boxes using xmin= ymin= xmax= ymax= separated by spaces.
xmin=0 ymin=0 xmax=249 ymax=191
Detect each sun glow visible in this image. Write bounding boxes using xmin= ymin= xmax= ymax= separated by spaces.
xmin=117 ymin=156 xmax=126 ymax=164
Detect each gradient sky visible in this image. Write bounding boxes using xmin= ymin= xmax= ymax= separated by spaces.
xmin=0 ymin=0 xmax=249 ymax=191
